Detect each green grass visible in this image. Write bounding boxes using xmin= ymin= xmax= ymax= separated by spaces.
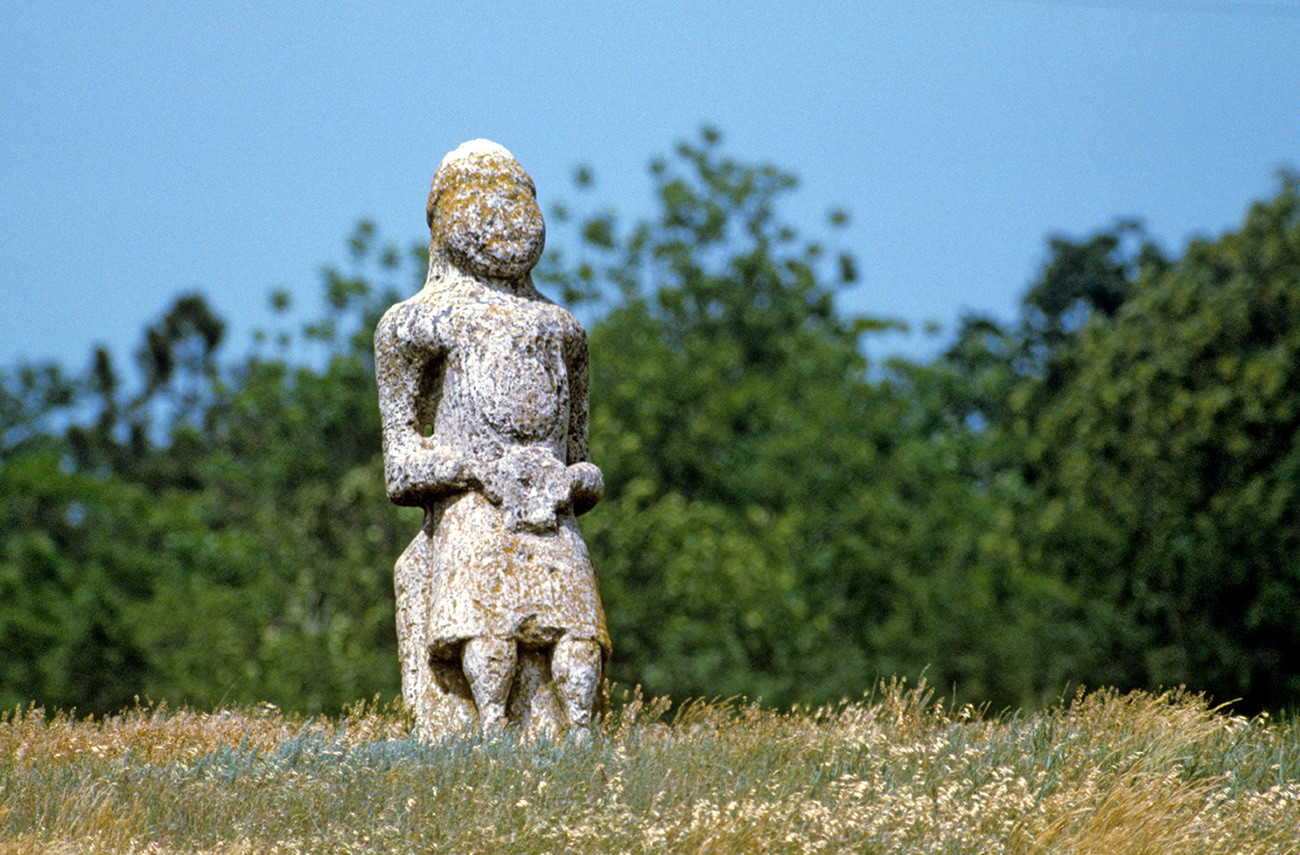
xmin=2 ymin=682 xmax=1299 ymax=853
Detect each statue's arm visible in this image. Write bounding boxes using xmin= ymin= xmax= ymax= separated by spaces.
xmin=565 ymin=329 xmax=603 ymax=516
xmin=375 ymin=304 xmax=482 ymax=507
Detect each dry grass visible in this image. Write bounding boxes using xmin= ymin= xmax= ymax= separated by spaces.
xmin=2 ymin=682 xmax=1298 ymax=854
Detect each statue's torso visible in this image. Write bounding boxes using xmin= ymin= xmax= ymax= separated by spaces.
xmin=412 ymin=287 xmax=580 ymax=463
xmin=388 ymin=285 xmax=606 ymax=653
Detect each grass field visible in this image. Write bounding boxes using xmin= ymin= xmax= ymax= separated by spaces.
xmin=2 ymin=681 xmax=1298 ymax=854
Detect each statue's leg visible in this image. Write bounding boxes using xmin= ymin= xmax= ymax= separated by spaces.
xmin=508 ymin=647 xmax=563 ymax=736
xmin=462 ymin=636 xmax=518 ymax=728
xmin=551 ymin=637 xmax=602 ymax=733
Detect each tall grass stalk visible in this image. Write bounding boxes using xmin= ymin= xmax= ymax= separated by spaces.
xmin=2 ymin=683 xmax=1297 ymax=853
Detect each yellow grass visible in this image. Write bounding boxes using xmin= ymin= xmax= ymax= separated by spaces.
xmin=1 ymin=683 xmax=1297 ymax=854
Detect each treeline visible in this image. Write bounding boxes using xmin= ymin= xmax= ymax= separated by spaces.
xmin=2 ymin=130 xmax=1297 ymax=715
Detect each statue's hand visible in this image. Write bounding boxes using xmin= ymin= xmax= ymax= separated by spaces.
xmin=428 ymin=450 xmax=486 ymax=494
xmin=567 ymin=462 xmax=604 ymax=516
xmin=459 ymin=457 xmax=501 ymax=504
xmin=387 ymin=445 xmax=489 ymax=505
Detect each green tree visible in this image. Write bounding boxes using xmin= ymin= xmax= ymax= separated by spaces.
xmin=538 ymin=129 xmax=882 ymax=703
xmin=940 ymin=220 xmax=1167 ymax=435
xmin=0 ymin=361 xmax=78 ymax=461
xmin=0 ymin=449 xmax=159 ymax=711
xmin=546 ymin=129 xmax=1081 ymax=708
xmin=8 ymin=131 xmax=1295 ymax=717
xmin=0 ymin=222 xmax=425 ymax=715
xmin=1021 ymin=172 xmax=1300 ymax=709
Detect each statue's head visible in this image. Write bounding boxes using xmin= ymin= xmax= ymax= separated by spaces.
xmin=427 ymin=140 xmax=545 ymax=280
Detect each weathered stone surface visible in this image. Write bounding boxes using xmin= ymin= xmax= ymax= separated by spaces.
xmin=375 ymin=140 xmax=609 ymax=738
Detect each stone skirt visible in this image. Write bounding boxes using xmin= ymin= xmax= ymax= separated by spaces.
xmin=422 ymin=491 xmax=609 ymax=661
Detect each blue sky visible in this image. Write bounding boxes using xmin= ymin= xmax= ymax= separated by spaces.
xmin=2 ymin=0 xmax=1297 ymax=373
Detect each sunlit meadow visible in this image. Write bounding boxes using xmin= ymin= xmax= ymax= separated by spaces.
xmin=2 ymin=681 xmax=1298 ymax=854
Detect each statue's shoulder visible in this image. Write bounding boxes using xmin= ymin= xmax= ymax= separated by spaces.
xmin=530 ymin=295 xmax=586 ymax=340
xmin=376 ymin=296 xmax=415 ymax=327
xmin=375 ymin=298 xmax=419 ymax=344
xmin=375 ymin=292 xmax=458 ymax=353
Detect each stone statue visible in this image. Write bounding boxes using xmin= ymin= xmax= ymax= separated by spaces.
xmin=375 ymin=140 xmax=609 ymax=737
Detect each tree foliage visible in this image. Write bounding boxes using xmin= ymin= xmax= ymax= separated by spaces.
xmin=1 ymin=134 xmax=1297 ymax=715
xmin=1018 ymin=174 xmax=1300 ymax=709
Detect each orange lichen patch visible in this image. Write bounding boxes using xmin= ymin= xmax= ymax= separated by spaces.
xmin=427 ymin=147 xmax=544 ymax=280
